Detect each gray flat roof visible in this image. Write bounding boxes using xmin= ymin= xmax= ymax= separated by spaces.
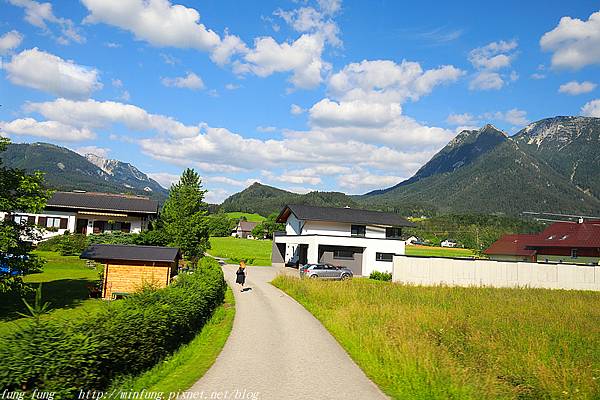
xmin=81 ymin=244 xmax=180 ymax=263
xmin=47 ymin=191 xmax=159 ymax=214
xmin=277 ymin=204 xmax=415 ymax=227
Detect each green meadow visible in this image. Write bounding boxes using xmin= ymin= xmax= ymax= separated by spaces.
xmin=208 ymin=236 xmax=272 ymax=265
xmin=272 ymin=275 xmax=600 ymax=399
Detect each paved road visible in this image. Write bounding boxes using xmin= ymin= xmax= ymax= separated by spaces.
xmin=187 ymin=265 xmax=387 ymax=400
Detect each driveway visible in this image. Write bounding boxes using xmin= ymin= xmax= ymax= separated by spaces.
xmin=187 ymin=265 xmax=387 ymax=400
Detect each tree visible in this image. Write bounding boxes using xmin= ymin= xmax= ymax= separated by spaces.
xmin=160 ymin=168 xmax=210 ymax=263
xmin=251 ymin=213 xmax=285 ymax=239
xmin=0 ymin=138 xmax=51 ymax=294
xmin=206 ymin=213 xmax=235 ymax=237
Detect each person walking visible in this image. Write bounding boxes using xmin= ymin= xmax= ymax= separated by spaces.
xmin=236 ymin=260 xmax=247 ymax=291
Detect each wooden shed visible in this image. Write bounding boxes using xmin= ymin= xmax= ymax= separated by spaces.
xmin=81 ymin=244 xmax=181 ymax=299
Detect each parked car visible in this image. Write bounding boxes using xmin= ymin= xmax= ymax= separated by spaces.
xmin=299 ymin=263 xmax=353 ymax=280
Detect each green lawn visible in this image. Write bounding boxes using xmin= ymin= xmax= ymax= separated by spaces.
xmin=272 ymin=276 xmax=600 ymax=399
xmin=406 ymin=245 xmax=476 ymax=258
xmin=108 ymin=287 xmax=235 ymax=397
xmin=0 ymin=250 xmax=103 ymax=334
xmin=225 ymin=212 xmax=266 ymax=222
xmin=208 ymin=236 xmax=272 ymax=266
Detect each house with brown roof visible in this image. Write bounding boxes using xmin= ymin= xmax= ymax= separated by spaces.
xmin=484 ymin=220 xmax=600 ymax=265
xmin=231 ymin=220 xmax=259 ymax=239
xmin=483 ymin=234 xmax=538 ymax=262
xmin=1 ymin=191 xmax=159 ymax=240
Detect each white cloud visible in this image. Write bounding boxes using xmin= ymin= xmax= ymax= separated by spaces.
xmin=82 ymin=0 xmax=220 ymax=51
xmin=235 ymin=33 xmax=329 ymax=89
xmin=25 ymin=98 xmax=200 ymax=138
xmin=256 ymin=126 xmax=277 ymax=133
xmin=161 ymin=72 xmax=205 ymax=90
xmin=0 ymin=118 xmax=95 ymax=141
xmin=558 ymin=81 xmax=597 ymax=95
xmin=263 ymin=169 xmax=322 ymax=185
xmin=3 ymin=48 xmax=102 ymax=99
xmin=468 ymin=40 xmax=518 ymax=70
xmin=483 ymin=109 xmax=529 ymax=126
xmin=530 ymin=73 xmax=546 ymax=80
xmin=75 ymin=145 xmax=111 ymax=158
xmin=225 ymin=83 xmax=241 ymax=90
xmin=205 ymin=188 xmax=232 ymax=204
xmin=581 ymin=99 xmax=600 ymax=117
xmin=469 ymin=71 xmax=504 ymax=90
xmin=206 ymin=176 xmax=257 ymax=187
xmin=0 ymin=30 xmax=23 ymax=54
xmin=290 ymin=104 xmax=305 ymax=115
xmin=446 ymin=113 xmax=476 ymax=126
xmin=309 ymin=99 xmax=401 ymax=128
xmin=147 ymin=172 xmax=180 ymax=188
xmin=210 ymin=34 xmax=248 ymax=66
xmin=338 ymin=170 xmax=404 ymax=193
xmin=468 ymin=40 xmax=518 ymax=91
xmin=540 ymin=11 xmax=600 ymax=69
xmin=274 ymin=6 xmax=341 ymax=47
xmin=327 ymin=60 xmax=463 ymax=103
xmin=8 ymin=0 xmax=84 ymax=44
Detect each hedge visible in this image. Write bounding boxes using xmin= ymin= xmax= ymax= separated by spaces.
xmin=0 ymin=257 xmax=226 ymax=399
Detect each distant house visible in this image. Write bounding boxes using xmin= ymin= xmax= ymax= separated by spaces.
xmin=232 ymin=220 xmax=259 ymax=239
xmin=81 ymin=244 xmax=180 ymax=299
xmin=271 ymin=204 xmax=414 ymax=276
xmin=0 ymin=191 xmax=158 ymax=240
xmin=440 ymin=239 xmax=457 ymax=248
xmin=483 ymin=234 xmax=538 ymax=262
xmin=484 ymin=220 xmax=600 ymax=265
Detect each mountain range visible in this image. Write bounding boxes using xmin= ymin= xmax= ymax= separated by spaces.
xmin=1 ymin=142 xmax=168 ymax=201
xmin=222 ymin=116 xmax=600 ymax=216
xmin=2 ymin=115 xmax=599 ymax=216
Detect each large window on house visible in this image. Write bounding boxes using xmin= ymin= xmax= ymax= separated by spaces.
xmin=41 ymin=217 xmax=68 ymax=229
xmin=14 ymin=215 xmax=36 ymax=225
xmin=333 ymin=249 xmax=354 ymax=259
xmin=351 ymin=224 xmax=366 ymax=237
xmin=376 ymin=252 xmax=394 ymax=262
xmin=386 ymin=227 xmax=402 ymax=239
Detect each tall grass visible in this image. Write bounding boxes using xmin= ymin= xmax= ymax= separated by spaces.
xmin=272 ymin=276 xmax=600 ymax=399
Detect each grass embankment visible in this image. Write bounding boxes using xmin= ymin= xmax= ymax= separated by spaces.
xmin=208 ymin=236 xmax=272 ymax=266
xmin=0 ymin=250 xmax=102 ymax=334
xmin=272 ymin=276 xmax=600 ymax=399
xmin=225 ymin=212 xmax=266 ymax=222
xmin=405 ymin=245 xmax=476 ymax=258
xmin=108 ymin=287 xmax=235 ymax=396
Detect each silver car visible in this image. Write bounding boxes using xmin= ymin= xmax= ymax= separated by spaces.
xmin=299 ymin=263 xmax=353 ymax=280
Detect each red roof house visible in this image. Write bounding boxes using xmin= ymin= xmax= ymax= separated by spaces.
xmin=483 ymin=234 xmax=538 ymax=262
xmin=484 ymin=220 xmax=600 ymax=265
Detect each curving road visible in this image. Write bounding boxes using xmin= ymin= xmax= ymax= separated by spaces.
xmin=187 ymin=265 xmax=387 ymax=400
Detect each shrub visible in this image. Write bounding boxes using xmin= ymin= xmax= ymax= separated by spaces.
xmin=36 ymin=233 xmax=89 ymax=256
xmin=0 ymin=257 xmax=226 ymax=399
xmin=369 ymin=271 xmax=392 ymax=281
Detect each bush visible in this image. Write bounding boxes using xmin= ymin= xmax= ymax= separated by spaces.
xmin=36 ymin=233 xmax=89 ymax=256
xmin=369 ymin=271 xmax=392 ymax=281
xmin=0 ymin=257 xmax=226 ymax=399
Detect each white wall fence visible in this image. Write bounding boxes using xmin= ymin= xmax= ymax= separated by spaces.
xmin=392 ymin=256 xmax=600 ymax=291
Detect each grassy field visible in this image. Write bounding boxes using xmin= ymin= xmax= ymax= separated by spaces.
xmin=0 ymin=250 xmax=102 ymax=334
xmin=208 ymin=236 xmax=272 ymax=265
xmin=225 ymin=212 xmax=266 ymax=222
xmin=406 ymin=245 xmax=476 ymax=258
xmin=108 ymin=287 xmax=235 ymax=397
xmin=272 ymin=276 xmax=600 ymax=399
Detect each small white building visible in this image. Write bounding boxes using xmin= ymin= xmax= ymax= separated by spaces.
xmin=0 ymin=191 xmax=159 ymax=241
xmin=271 ymin=204 xmax=414 ymax=276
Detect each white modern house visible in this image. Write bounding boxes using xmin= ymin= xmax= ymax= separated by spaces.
xmin=271 ymin=204 xmax=415 ymax=276
xmin=0 ymin=191 xmax=159 ymax=241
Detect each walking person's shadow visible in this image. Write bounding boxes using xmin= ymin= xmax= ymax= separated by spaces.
xmin=241 ymin=287 xmax=252 ymax=292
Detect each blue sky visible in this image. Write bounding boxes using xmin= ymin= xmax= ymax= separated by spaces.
xmin=1 ymin=0 xmax=599 ymax=202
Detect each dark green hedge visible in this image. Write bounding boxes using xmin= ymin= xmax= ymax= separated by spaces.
xmin=0 ymin=257 xmax=225 ymax=399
